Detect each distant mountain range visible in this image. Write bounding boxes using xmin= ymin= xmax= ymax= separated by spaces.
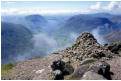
xmin=25 ymin=14 xmax=48 ymax=32
xmin=105 ymin=29 xmax=121 ymax=42
xmin=58 ymin=13 xmax=120 ymax=35
xmin=2 ymin=14 xmax=49 ymax=33
xmin=1 ymin=22 xmax=33 ymax=64
xmin=1 ymin=13 xmax=121 ymax=64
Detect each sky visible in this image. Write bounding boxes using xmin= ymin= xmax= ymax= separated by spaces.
xmin=1 ymin=1 xmax=121 ymax=15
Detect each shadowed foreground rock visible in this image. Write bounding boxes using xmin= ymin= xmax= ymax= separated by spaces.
xmin=51 ymin=60 xmax=74 ymax=80
xmin=69 ymin=61 xmax=112 ymax=80
xmin=88 ymin=61 xmax=112 ymax=80
xmin=52 ymin=70 xmax=64 ymax=80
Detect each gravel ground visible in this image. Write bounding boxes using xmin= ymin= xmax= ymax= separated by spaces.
xmin=2 ymin=54 xmax=121 ymax=80
xmin=2 ymin=54 xmax=62 ymax=80
xmin=107 ymin=56 xmax=121 ymax=80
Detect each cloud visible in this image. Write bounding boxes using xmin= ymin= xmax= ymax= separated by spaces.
xmin=2 ymin=1 xmax=121 ymax=16
xmin=104 ymin=1 xmax=120 ymax=10
xmin=91 ymin=27 xmax=107 ymax=45
xmin=90 ymin=2 xmax=101 ymax=10
xmin=1 ymin=8 xmax=89 ymax=16
xmin=69 ymin=32 xmax=79 ymax=41
xmin=31 ymin=33 xmax=58 ymax=56
xmin=3 ymin=33 xmax=59 ymax=64
xmin=5 ymin=1 xmax=16 ymax=4
xmin=1 ymin=8 xmax=22 ymax=15
xmin=90 ymin=1 xmax=121 ymax=14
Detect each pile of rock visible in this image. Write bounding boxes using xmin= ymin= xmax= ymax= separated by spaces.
xmin=66 ymin=32 xmax=113 ymax=61
xmin=53 ymin=32 xmax=114 ymax=67
xmin=50 ymin=32 xmax=116 ymax=80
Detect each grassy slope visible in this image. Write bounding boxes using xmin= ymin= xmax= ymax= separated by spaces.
xmin=1 ymin=63 xmax=17 ymax=78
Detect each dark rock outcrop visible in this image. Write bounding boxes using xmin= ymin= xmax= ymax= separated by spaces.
xmin=104 ymin=42 xmax=121 ymax=54
xmin=51 ymin=60 xmax=74 ymax=80
xmin=51 ymin=60 xmax=65 ymax=71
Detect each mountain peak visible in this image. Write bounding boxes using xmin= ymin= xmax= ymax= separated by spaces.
xmin=50 ymin=32 xmax=117 ymax=80
xmin=53 ymin=32 xmax=114 ymax=69
xmin=75 ymin=32 xmax=97 ymax=45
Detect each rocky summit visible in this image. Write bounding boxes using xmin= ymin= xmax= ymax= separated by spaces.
xmin=2 ymin=32 xmax=121 ymax=80
xmin=51 ymin=32 xmax=120 ymax=80
xmin=52 ymin=32 xmax=114 ymax=69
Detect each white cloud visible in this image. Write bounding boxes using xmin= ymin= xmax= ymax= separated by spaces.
xmin=2 ymin=1 xmax=121 ymax=15
xmin=69 ymin=32 xmax=79 ymax=41
xmin=1 ymin=8 xmax=89 ymax=15
xmin=90 ymin=2 xmax=101 ymax=10
xmin=90 ymin=1 xmax=121 ymax=14
xmin=2 ymin=8 xmax=19 ymax=15
xmin=5 ymin=1 xmax=16 ymax=4
xmin=104 ymin=1 xmax=119 ymax=10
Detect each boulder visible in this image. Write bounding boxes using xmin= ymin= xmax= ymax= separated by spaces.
xmin=70 ymin=61 xmax=113 ymax=80
xmin=63 ymin=62 xmax=74 ymax=75
xmin=88 ymin=61 xmax=112 ymax=80
xmin=51 ymin=70 xmax=64 ymax=80
xmin=81 ymin=71 xmax=107 ymax=80
xmin=51 ymin=60 xmax=65 ymax=71
xmin=51 ymin=60 xmax=74 ymax=80
xmin=70 ymin=65 xmax=89 ymax=79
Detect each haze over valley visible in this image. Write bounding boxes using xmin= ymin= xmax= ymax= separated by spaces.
xmin=1 ymin=1 xmax=121 ymax=64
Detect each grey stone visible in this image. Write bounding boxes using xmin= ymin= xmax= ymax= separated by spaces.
xmin=70 ymin=65 xmax=89 ymax=79
xmin=52 ymin=70 xmax=64 ymax=80
xmin=81 ymin=71 xmax=107 ymax=80
xmin=51 ymin=60 xmax=74 ymax=79
xmin=88 ymin=61 xmax=112 ymax=80
xmin=80 ymin=58 xmax=96 ymax=65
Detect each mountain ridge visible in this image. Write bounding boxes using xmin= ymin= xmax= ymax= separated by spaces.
xmin=1 ymin=22 xmax=33 ymax=64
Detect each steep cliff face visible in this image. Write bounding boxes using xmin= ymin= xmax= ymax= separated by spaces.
xmin=2 ymin=32 xmax=121 ymax=80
